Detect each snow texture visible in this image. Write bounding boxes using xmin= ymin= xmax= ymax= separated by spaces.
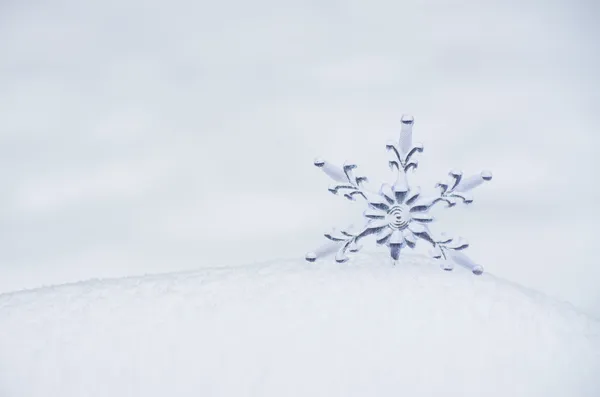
xmin=1 ymin=254 xmax=599 ymax=397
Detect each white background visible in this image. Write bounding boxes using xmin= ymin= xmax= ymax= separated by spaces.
xmin=1 ymin=0 xmax=598 ymax=316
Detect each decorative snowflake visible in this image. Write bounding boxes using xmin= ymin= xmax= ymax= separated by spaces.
xmin=305 ymin=115 xmax=492 ymax=275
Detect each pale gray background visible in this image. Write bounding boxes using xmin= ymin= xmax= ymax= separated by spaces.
xmin=1 ymin=0 xmax=598 ymax=316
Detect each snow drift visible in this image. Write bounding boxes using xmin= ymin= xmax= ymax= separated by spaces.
xmin=0 ymin=254 xmax=599 ymax=397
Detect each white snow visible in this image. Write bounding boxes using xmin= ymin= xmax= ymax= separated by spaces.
xmin=0 ymin=254 xmax=599 ymax=397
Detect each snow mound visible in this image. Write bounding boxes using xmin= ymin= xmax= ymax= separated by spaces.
xmin=0 ymin=254 xmax=599 ymax=397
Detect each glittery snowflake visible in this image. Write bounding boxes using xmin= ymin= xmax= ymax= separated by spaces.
xmin=305 ymin=115 xmax=492 ymax=275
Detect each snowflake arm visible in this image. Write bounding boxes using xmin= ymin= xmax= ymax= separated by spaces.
xmin=314 ymin=159 xmax=392 ymax=208
xmin=426 ymin=234 xmax=482 ymax=274
xmin=410 ymin=224 xmax=485 ymax=275
xmin=386 ymin=115 xmax=424 ymax=193
xmin=306 ymin=221 xmax=378 ymax=263
xmin=414 ymin=170 xmax=493 ymax=212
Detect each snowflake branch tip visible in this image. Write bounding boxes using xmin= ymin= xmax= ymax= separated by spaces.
xmin=314 ymin=158 xmax=348 ymax=183
xmin=401 ymin=114 xmax=414 ymax=124
xmin=400 ymin=114 xmax=414 ymax=155
xmin=447 ymin=250 xmax=484 ymax=275
xmin=453 ymin=170 xmax=493 ymax=193
xmin=305 ymin=240 xmax=344 ymax=262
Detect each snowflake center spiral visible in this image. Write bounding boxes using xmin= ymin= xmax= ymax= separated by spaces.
xmin=387 ymin=205 xmax=410 ymax=230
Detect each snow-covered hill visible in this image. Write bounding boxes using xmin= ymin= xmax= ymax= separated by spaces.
xmin=0 ymin=254 xmax=598 ymax=397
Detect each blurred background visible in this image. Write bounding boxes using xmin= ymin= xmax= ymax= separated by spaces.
xmin=0 ymin=0 xmax=598 ymax=316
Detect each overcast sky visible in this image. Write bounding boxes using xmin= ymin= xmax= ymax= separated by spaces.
xmin=1 ymin=0 xmax=599 ymax=316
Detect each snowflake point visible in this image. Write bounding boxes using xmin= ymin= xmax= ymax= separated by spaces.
xmin=305 ymin=252 xmax=317 ymax=262
xmin=401 ymin=114 xmax=414 ymax=125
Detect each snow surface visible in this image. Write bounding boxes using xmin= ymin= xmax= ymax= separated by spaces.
xmin=0 ymin=254 xmax=599 ymax=397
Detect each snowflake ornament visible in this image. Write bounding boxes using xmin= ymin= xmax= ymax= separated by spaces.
xmin=305 ymin=115 xmax=492 ymax=275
